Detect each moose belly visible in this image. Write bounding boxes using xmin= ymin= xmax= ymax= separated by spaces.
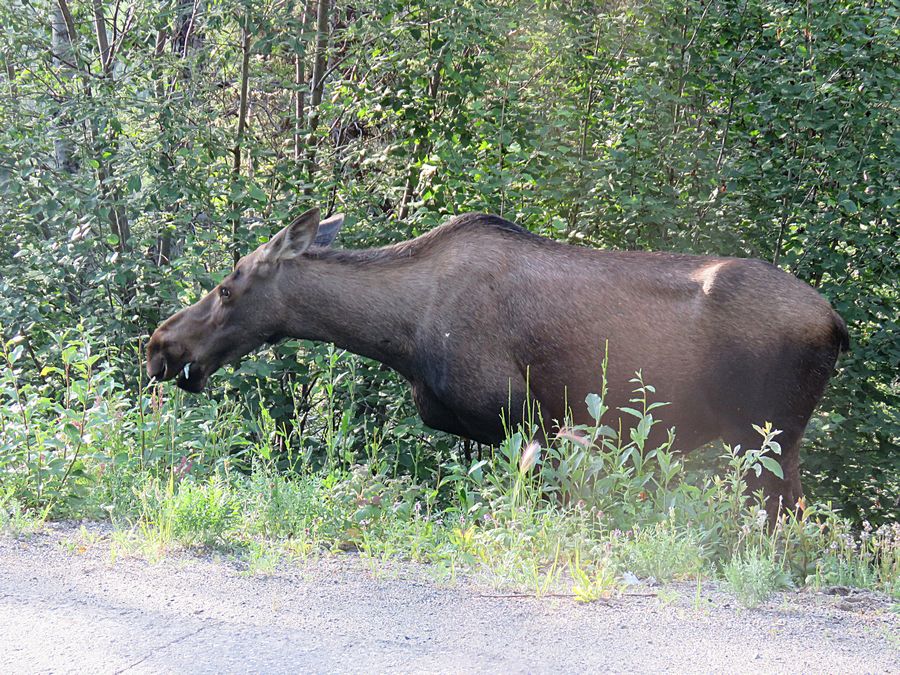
xmin=409 ymin=354 xmax=529 ymax=445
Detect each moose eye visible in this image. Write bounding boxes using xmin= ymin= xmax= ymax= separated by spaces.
xmin=219 ymin=286 xmax=231 ymax=299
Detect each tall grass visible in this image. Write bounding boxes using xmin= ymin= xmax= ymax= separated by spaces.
xmin=1 ymin=335 xmax=898 ymax=605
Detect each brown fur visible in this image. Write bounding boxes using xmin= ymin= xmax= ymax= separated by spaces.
xmin=147 ymin=209 xmax=849 ymax=513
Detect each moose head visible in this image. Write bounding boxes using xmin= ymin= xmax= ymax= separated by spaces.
xmin=146 ymin=207 xmax=344 ymax=392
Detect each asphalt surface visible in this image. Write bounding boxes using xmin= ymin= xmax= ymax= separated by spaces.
xmin=0 ymin=523 xmax=897 ymax=674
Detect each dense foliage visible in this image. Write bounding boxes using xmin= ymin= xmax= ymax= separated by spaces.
xmin=0 ymin=0 xmax=897 ymax=522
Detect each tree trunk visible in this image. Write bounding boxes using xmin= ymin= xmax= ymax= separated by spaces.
xmin=154 ymin=0 xmax=206 ymax=265
xmin=304 ymin=0 xmax=330 ymax=193
xmin=91 ymin=0 xmax=111 ymax=75
xmin=2 ymin=52 xmax=16 ymax=100
xmin=0 ymin=54 xmax=16 ymax=188
xmin=153 ymin=28 xmax=172 ymax=265
xmin=294 ymin=0 xmax=315 ymax=163
xmin=397 ymin=46 xmax=444 ymax=221
xmin=50 ymin=4 xmax=78 ymax=174
xmin=89 ymin=0 xmax=130 ymax=253
xmin=231 ymin=16 xmax=252 ymax=266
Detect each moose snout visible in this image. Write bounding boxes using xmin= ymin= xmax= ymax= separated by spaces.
xmin=146 ymin=337 xmax=171 ymax=381
xmin=146 ymin=329 xmax=188 ymax=382
xmin=147 ymin=348 xmax=168 ymax=380
xmin=146 ymin=328 xmax=208 ymax=392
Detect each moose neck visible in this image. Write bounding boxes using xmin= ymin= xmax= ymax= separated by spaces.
xmin=279 ymin=250 xmax=429 ymax=379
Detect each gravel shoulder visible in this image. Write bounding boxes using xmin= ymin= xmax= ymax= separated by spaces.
xmin=0 ymin=522 xmax=897 ymax=674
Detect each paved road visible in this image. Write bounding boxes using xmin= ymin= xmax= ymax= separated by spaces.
xmin=0 ymin=523 xmax=897 ymax=673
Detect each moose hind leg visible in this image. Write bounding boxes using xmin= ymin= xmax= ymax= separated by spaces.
xmin=717 ymin=337 xmax=839 ymax=521
xmin=726 ymin=425 xmax=805 ymax=521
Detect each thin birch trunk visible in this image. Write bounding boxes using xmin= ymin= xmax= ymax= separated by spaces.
xmin=231 ymin=16 xmax=252 ymax=266
xmin=304 ymin=0 xmax=329 ymax=194
xmin=398 ymin=46 xmax=444 ymax=220
xmin=89 ymin=0 xmax=130 ymax=252
xmin=294 ymin=0 xmax=315 ymax=163
xmin=50 ymin=4 xmax=77 ymax=174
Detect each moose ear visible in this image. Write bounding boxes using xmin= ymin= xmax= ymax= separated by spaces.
xmin=265 ymin=207 xmax=321 ymax=262
xmin=314 ymin=213 xmax=345 ymax=248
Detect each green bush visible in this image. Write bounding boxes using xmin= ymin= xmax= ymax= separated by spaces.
xmin=139 ymin=477 xmax=239 ymax=548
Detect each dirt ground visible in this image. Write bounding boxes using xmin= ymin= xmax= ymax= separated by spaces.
xmin=0 ymin=522 xmax=897 ymax=674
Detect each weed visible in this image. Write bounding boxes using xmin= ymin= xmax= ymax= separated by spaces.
xmin=692 ymin=575 xmax=706 ymax=613
xmin=108 ymin=528 xmax=140 ymax=562
xmin=0 ymin=494 xmax=44 ymax=536
xmin=281 ymin=537 xmax=318 ymax=563
xmin=656 ymin=586 xmax=680 ymax=607
xmin=60 ymin=524 xmax=104 ymax=554
xmin=619 ymin=519 xmax=705 ymax=582
xmin=571 ymin=550 xmax=620 ymax=602
xmin=243 ymin=540 xmax=280 ymax=576
xmin=724 ymin=550 xmax=792 ymax=608
xmin=136 ymin=474 xmax=239 ymax=549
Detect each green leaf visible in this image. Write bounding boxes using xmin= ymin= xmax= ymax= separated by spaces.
xmin=759 ymin=456 xmax=784 ymax=480
xmin=248 ymin=184 xmax=267 ymax=203
xmin=839 ymin=199 xmax=858 ymax=214
xmin=585 ymin=392 xmax=605 ymax=421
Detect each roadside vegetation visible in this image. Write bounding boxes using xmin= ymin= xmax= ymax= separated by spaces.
xmin=2 ymin=336 xmax=897 ymax=608
xmin=0 ymin=0 xmax=897 ymax=610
